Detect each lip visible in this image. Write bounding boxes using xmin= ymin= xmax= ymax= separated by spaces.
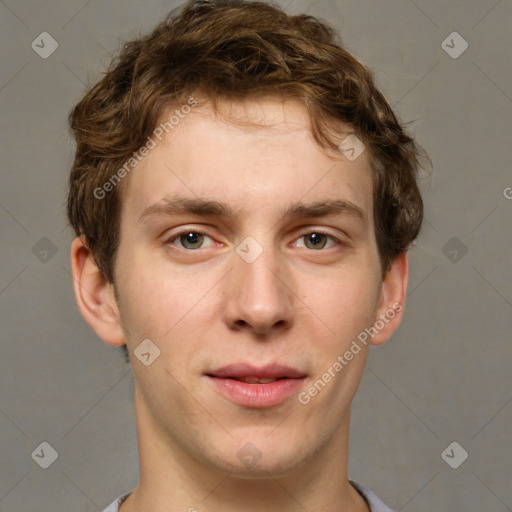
xmin=206 ymin=363 xmax=307 ymax=408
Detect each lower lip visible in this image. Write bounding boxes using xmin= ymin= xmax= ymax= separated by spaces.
xmin=207 ymin=376 xmax=305 ymax=408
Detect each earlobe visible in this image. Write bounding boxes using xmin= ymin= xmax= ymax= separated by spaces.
xmin=370 ymin=252 xmax=409 ymax=346
xmin=70 ymin=236 xmax=126 ymax=347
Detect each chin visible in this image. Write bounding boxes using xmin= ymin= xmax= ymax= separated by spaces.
xmin=206 ymin=435 xmax=312 ymax=478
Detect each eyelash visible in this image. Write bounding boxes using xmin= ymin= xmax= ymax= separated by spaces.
xmin=164 ymin=229 xmax=342 ymax=251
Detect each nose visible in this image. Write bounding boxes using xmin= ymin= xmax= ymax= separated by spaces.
xmin=222 ymin=240 xmax=295 ymax=336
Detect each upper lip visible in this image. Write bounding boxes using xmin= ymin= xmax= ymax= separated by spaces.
xmin=206 ymin=363 xmax=306 ymax=379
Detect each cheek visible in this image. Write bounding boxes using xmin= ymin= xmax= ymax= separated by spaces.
xmin=116 ymin=254 xmax=219 ymax=360
xmin=302 ymin=266 xmax=382 ymax=344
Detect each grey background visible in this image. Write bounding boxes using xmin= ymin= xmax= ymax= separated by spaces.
xmin=0 ymin=0 xmax=511 ymax=510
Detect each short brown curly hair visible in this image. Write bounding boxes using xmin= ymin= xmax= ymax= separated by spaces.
xmin=67 ymin=0 xmax=428 ymax=283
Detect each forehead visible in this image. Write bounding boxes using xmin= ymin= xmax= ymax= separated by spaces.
xmin=121 ymin=97 xmax=374 ymax=223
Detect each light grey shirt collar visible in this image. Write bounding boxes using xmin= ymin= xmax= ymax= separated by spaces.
xmin=102 ymin=481 xmax=394 ymax=511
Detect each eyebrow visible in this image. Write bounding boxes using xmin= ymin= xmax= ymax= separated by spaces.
xmin=138 ymin=195 xmax=366 ymax=224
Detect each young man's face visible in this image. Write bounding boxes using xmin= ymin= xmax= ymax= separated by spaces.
xmin=78 ymin=97 xmax=406 ymax=478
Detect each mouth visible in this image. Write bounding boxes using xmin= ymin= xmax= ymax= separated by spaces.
xmin=205 ymin=363 xmax=307 ymax=408
xmin=206 ymin=362 xmax=306 ymax=380
xmin=217 ymin=376 xmax=289 ymax=384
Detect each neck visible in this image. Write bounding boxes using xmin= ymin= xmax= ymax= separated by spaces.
xmin=120 ymin=384 xmax=368 ymax=512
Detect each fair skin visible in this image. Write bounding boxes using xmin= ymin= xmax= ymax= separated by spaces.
xmin=71 ymin=97 xmax=408 ymax=512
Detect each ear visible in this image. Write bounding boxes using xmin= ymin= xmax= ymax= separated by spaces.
xmin=370 ymin=252 xmax=409 ymax=346
xmin=70 ymin=236 xmax=126 ymax=347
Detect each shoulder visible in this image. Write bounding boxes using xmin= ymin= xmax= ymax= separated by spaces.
xmin=102 ymin=490 xmax=132 ymax=512
xmin=350 ymin=480 xmax=395 ymax=512
xmin=103 ymin=485 xmax=393 ymax=512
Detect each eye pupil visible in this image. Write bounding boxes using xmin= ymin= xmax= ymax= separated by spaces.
xmin=305 ymin=233 xmax=327 ymax=249
xmin=180 ymin=232 xmax=203 ymax=249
